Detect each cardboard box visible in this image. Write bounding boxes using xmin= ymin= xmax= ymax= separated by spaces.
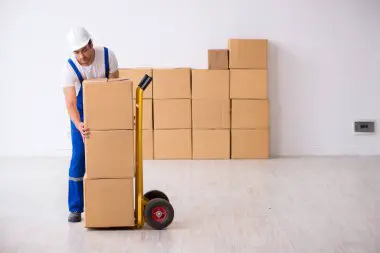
xmin=83 ymin=78 xmax=133 ymax=130
xmin=231 ymin=129 xmax=269 ymax=159
xmin=153 ymin=99 xmax=191 ymax=129
xmin=192 ymin=130 xmax=230 ymax=159
xmin=208 ymin=49 xmax=229 ymax=70
xmin=85 ymin=130 xmax=134 ymax=179
xmin=230 ymin=69 xmax=267 ymax=99
xmin=84 ymin=178 xmax=134 ymax=228
xmin=118 ymin=68 xmax=153 ymax=98
xmin=153 ymin=68 xmax=191 ymax=99
xmin=192 ymin=99 xmax=230 ymax=129
xmin=232 ymin=99 xmax=269 ymax=129
xmin=191 ymin=70 xmax=230 ymax=99
xmin=133 ymin=129 xmax=154 ymax=160
xmin=228 ymin=39 xmax=267 ymax=69
xmin=154 ymin=129 xmax=192 ymax=159
xmin=133 ymin=99 xmax=153 ymax=130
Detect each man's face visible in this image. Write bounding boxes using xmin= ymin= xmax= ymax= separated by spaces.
xmin=74 ymin=42 xmax=94 ymax=65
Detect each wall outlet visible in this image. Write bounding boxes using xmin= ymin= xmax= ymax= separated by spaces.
xmin=354 ymin=121 xmax=375 ymax=133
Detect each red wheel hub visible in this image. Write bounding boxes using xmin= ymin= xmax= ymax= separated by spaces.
xmin=151 ymin=206 xmax=167 ymax=222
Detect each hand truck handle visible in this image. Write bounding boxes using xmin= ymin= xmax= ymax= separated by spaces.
xmin=138 ymin=74 xmax=152 ymax=91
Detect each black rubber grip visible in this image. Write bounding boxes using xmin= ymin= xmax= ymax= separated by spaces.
xmin=138 ymin=74 xmax=152 ymax=91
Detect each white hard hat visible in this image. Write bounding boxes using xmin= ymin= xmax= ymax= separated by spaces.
xmin=66 ymin=27 xmax=92 ymax=51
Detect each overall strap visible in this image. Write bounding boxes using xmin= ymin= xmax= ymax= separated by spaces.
xmin=68 ymin=58 xmax=84 ymax=84
xmin=104 ymin=47 xmax=109 ymax=78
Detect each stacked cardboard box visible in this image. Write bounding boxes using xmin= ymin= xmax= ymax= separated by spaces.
xmin=119 ymin=68 xmax=154 ymax=159
xmin=208 ymin=49 xmax=229 ymax=70
xmin=152 ymin=68 xmax=192 ymax=159
xmin=228 ymin=39 xmax=269 ymax=158
xmin=82 ymin=78 xmax=135 ymax=228
xmin=191 ymin=70 xmax=230 ymax=159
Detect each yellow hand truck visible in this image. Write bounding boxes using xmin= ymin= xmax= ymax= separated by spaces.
xmin=134 ymin=74 xmax=174 ymax=230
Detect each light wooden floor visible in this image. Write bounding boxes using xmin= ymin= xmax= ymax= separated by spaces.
xmin=0 ymin=156 xmax=379 ymax=253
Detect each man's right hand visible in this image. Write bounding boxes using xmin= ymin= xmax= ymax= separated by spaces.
xmin=76 ymin=122 xmax=89 ymax=140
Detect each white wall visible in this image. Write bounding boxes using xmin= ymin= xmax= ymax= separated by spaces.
xmin=1 ymin=0 xmax=380 ymax=156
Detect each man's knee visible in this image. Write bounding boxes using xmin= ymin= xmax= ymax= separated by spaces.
xmin=70 ymin=144 xmax=85 ymax=177
xmin=73 ymin=144 xmax=85 ymax=159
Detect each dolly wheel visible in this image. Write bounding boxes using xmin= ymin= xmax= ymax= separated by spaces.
xmin=144 ymin=190 xmax=169 ymax=202
xmin=144 ymin=198 xmax=174 ymax=230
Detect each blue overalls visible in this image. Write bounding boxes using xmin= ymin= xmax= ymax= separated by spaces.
xmin=67 ymin=47 xmax=110 ymax=213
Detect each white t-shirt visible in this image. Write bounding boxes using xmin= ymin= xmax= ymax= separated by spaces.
xmin=62 ymin=46 xmax=118 ymax=95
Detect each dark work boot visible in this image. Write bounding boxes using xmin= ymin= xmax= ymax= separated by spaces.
xmin=68 ymin=212 xmax=82 ymax=222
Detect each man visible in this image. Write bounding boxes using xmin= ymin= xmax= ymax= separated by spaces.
xmin=62 ymin=27 xmax=119 ymax=222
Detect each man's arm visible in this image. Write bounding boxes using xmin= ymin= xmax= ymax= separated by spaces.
xmin=109 ymin=69 xmax=119 ymax=79
xmin=63 ymin=86 xmax=88 ymax=138
xmin=63 ymin=87 xmax=81 ymax=127
xmin=108 ymin=49 xmax=119 ymax=79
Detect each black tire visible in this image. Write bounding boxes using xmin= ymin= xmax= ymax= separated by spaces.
xmin=144 ymin=190 xmax=169 ymax=202
xmin=144 ymin=198 xmax=174 ymax=230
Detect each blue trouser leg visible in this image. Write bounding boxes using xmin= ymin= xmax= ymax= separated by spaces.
xmin=68 ymin=118 xmax=85 ymax=213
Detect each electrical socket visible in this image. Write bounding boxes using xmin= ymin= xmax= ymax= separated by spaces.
xmin=354 ymin=121 xmax=375 ymax=134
